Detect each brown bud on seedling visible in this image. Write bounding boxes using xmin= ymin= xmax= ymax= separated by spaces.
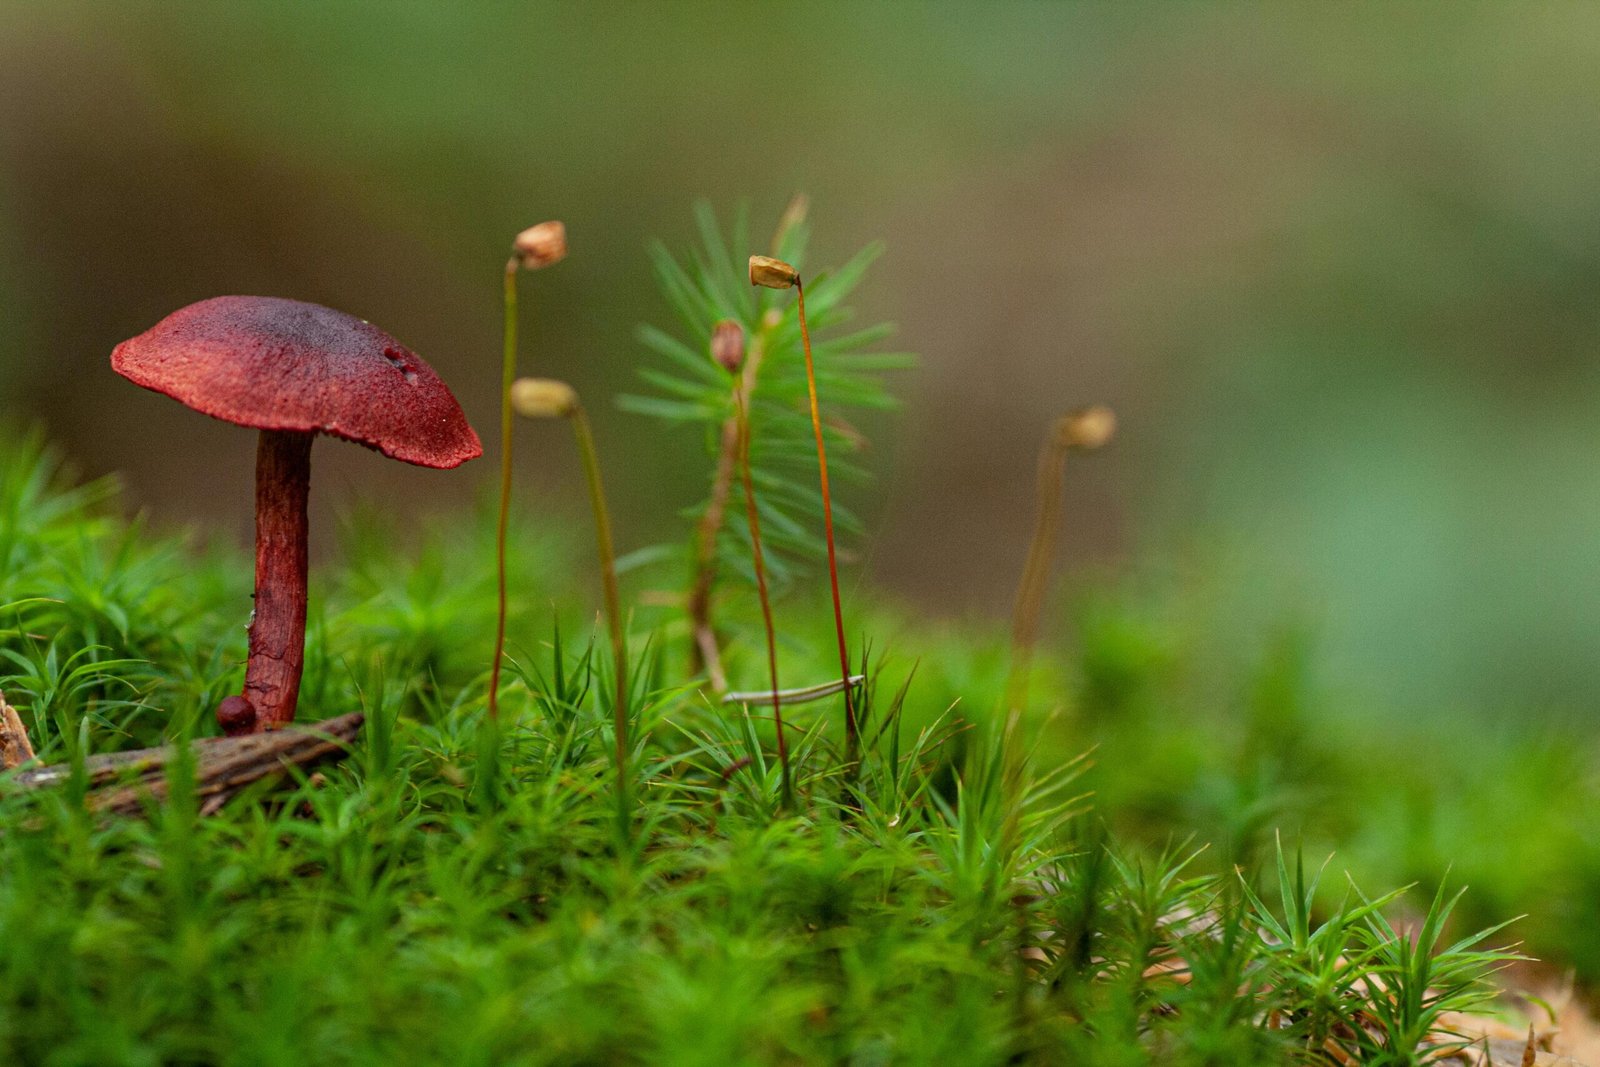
xmin=1055 ymin=405 xmax=1117 ymax=452
xmin=711 ymin=320 xmax=745 ymax=374
xmin=513 ymin=221 xmax=568 ymax=271
xmin=749 ymin=255 xmax=799 ymax=290
xmin=510 ymin=377 xmax=579 ymax=419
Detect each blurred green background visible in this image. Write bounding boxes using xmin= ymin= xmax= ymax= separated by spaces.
xmin=3 ymin=1 xmax=1599 ymax=718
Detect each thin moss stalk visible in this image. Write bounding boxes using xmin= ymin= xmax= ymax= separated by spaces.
xmin=796 ymin=280 xmax=858 ymax=766
xmin=489 ymin=256 xmax=519 ymax=721
xmin=490 ymin=222 xmax=567 ymax=722
xmin=1004 ymin=405 xmax=1116 ymax=715
xmin=687 ymin=203 xmax=808 ymax=688
xmin=510 ymin=377 xmax=629 ymax=814
xmin=749 ymin=255 xmax=859 ymax=766
xmin=570 ymin=404 xmax=628 ymax=802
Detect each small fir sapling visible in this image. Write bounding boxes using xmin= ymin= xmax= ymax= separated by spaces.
xmin=748 ymin=254 xmax=862 ymax=764
xmin=624 ymin=203 xmax=904 ymax=709
xmin=490 ymin=221 xmax=568 ymax=721
xmin=687 ymin=200 xmax=810 ymax=689
xmin=713 ymin=319 xmax=793 ymax=808
xmin=509 ymin=377 xmax=630 ymax=807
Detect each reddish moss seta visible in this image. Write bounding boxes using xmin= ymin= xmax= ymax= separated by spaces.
xmin=794 ymin=280 xmax=858 ymax=763
xmin=747 ymin=256 xmax=858 ymax=765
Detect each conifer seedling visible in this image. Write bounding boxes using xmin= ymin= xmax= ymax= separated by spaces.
xmin=687 ymin=317 xmax=763 ymax=692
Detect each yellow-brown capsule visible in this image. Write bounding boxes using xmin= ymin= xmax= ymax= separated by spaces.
xmin=710 ymin=320 xmax=745 ymax=374
xmin=1054 ymin=405 xmax=1117 ymax=451
xmin=749 ymin=254 xmax=799 ymax=290
xmin=510 ymin=377 xmax=579 ymax=419
xmin=513 ymin=221 xmax=568 ymax=271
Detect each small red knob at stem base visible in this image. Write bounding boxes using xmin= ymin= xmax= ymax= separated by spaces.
xmin=217 ymin=695 xmax=257 ymax=737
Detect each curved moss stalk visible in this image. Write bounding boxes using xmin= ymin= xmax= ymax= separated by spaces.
xmin=510 ymin=377 xmax=629 ymax=815
xmin=490 ymin=222 xmax=567 ymax=722
xmin=1003 ymin=406 xmax=1116 ymax=716
xmin=688 ymin=203 xmax=808 ymax=688
xmin=794 ymin=279 xmax=858 ymax=767
xmin=570 ymin=404 xmax=629 ymax=807
xmin=748 ymin=254 xmax=858 ymax=767
xmin=489 ymin=257 xmax=519 ymax=721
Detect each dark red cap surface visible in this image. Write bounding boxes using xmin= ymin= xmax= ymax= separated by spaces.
xmin=112 ymin=296 xmax=482 ymax=469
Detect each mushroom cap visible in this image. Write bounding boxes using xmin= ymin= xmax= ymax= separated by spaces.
xmin=112 ymin=296 xmax=483 ymax=469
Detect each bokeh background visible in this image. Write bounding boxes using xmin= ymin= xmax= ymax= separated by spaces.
xmin=4 ymin=1 xmax=1600 ymax=719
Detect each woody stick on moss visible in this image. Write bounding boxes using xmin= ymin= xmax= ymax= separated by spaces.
xmin=490 ymin=221 xmax=567 ymax=722
xmin=749 ymin=253 xmax=860 ymax=765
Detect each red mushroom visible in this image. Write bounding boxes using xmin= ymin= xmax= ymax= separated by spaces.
xmin=112 ymin=296 xmax=482 ymax=735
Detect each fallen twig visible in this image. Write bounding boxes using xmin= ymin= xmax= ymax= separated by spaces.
xmin=9 ymin=711 xmax=363 ymax=815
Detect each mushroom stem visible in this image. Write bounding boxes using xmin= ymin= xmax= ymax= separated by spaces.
xmin=241 ymin=428 xmax=313 ymax=732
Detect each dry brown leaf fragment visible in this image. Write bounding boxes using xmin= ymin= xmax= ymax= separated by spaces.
xmin=0 ymin=692 xmax=35 ymax=769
